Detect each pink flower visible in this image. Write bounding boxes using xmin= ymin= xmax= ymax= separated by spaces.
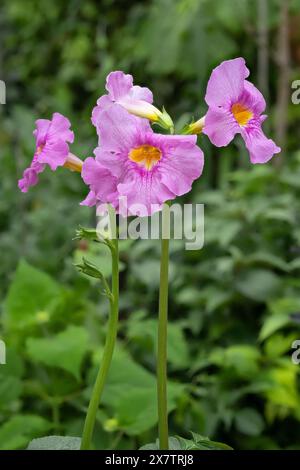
xmin=18 ymin=112 xmax=77 ymax=192
xmin=82 ymin=105 xmax=204 ymax=216
xmin=92 ymin=71 xmax=173 ymax=132
xmin=203 ymin=58 xmax=281 ymax=164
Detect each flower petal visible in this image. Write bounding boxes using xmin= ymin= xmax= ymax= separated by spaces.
xmin=47 ymin=112 xmax=74 ymax=144
xmin=240 ymin=80 xmax=266 ymax=116
xmin=97 ymin=104 xmax=151 ymax=153
xmin=105 ymin=71 xmax=134 ymax=101
xmin=205 ymin=57 xmax=249 ymax=107
xmin=19 ymin=112 xmax=74 ymax=192
xmin=81 ymin=157 xmax=118 ymax=202
xmin=80 ymin=190 xmax=98 ymax=207
xmin=18 ymin=160 xmax=45 ymax=192
xmin=154 ymin=134 xmax=204 ymax=196
xmin=33 ymin=119 xmax=51 ymax=146
xmin=117 ymin=171 xmax=175 ymax=217
xmin=241 ymin=125 xmax=281 ymax=164
xmin=94 ymin=147 xmax=127 ymax=178
xmin=129 ymin=85 xmax=153 ymax=103
xmin=91 ymin=95 xmax=113 ymax=130
xmin=38 ymin=140 xmax=69 ymax=170
xmin=203 ymin=107 xmax=239 ymax=146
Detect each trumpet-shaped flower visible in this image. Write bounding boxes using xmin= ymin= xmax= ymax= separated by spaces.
xmin=92 ymin=71 xmax=173 ymax=132
xmin=18 ymin=113 xmax=81 ymax=192
xmin=82 ymin=105 xmax=204 ymax=216
xmin=203 ymin=58 xmax=281 ymax=164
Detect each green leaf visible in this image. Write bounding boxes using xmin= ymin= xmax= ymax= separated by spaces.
xmin=75 ymin=257 xmax=105 ymax=280
xmin=98 ymin=347 xmax=184 ymax=435
xmin=0 ymin=349 xmax=24 ymax=409
xmin=235 ymin=269 xmax=281 ymax=302
xmin=259 ymin=297 xmax=300 ymax=341
xmin=140 ymin=436 xmax=183 ymax=450
xmin=75 ymin=226 xmax=99 ymax=242
xmin=131 ymin=259 xmax=176 ymax=288
xmin=140 ymin=442 xmax=159 ymax=450
xmin=127 ymin=317 xmax=189 ymax=369
xmin=4 ymin=260 xmax=62 ymax=331
xmin=74 ymin=243 xmax=112 ymax=279
xmin=220 ymin=345 xmax=260 ymax=378
xmin=27 ymin=436 xmax=81 ymax=450
xmin=246 ymin=252 xmax=290 ymax=272
xmin=264 ymin=364 xmax=299 ymax=410
xmin=259 ymin=314 xmax=291 ymax=342
xmin=189 ymin=432 xmax=233 ymax=450
xmin=141 ymin=434 xmax=233 ymax=450
xmin=264 ymin=333 xmax=298 ymax=359
xmin=26 ymin=325 xmax=88 ymax=380
xmin=235 ymin=408 xmax=265 ymax=436
xmin=0 ymin=415 xmax=51 ymax=450
xmin=75 ymin=257 xmax=112 ymax=299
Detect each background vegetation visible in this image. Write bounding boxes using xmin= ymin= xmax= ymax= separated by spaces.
xmin=0 ymin=0 xmax=300 ymax=450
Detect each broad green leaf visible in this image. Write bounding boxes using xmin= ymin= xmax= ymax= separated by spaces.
xmin=264 ymin=333 xmax=299 ymax=359
xmin=140 ymin=435 xmax=232 ymax=451
xmin=246 ymin=252 xmax=290 ymax=272
xmin=218 ymin=220 xmax=241 ymax=247
xmin=189 ymin=432 xmax=233 ymax=450
xmin=264 ymin=365 xmax=299 ymax=410
xmin=131 ymin=259 xmax=176 ymax=288
xmin=127 ymin=317 xmax=189 ymax=369
xmin=4 ymin=260 xmax=62 ymax=331
xmin=235 ymin=408 xmax=265 ymax=436
xmin=27 ymin=436 xmax=81 ymax=450
xmin=26 ymin=325 xmax=88 ymax=379
xmin=140 ymin=442 xmax=159 ymax=450
xmin=97 ymin=346 xmax=184 ymax=435
xmin=224 ymin=345 xmax=260 ymax=378
xmin=259 ymin=297 xmax=300 ymax=342
xmin=235 ymin=269 xmax=281 ymax=302
xmin=0 ymin=376 xmax=22 ymax=410
xmin=259 ymin=314 xmax=291 ymax=342
xmin=176 ymin=287 xmax=202 ymax=307
xmin=140 ymin=437 xmax=182 ymax=450
xmin=0 ymin=415 xmax=51 ymax=450
xmin=0 ymin=349 xmax=24 ymax=408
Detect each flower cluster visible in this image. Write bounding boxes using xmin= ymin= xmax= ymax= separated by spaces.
xmin=83 ymin=72 xmax=203 ymax=216
xmin=18 ymin=113 xmax=81 ymax=192
xmin=202 ymin=58 xmax=281 ymax=164
xmin=19 ymin=58 xmax=280 ymax=214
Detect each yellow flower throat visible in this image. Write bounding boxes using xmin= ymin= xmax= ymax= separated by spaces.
xmin=231 ymin=103 xmax=253 ymax=126
xmin=129 ymin=145 xmax=162 ymax=171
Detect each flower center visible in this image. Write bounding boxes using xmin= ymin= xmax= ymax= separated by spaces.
xmin=231 ymin=103 xmax=253 ymax=126
xmin=129 ymin=145 xmax=162 ymax=171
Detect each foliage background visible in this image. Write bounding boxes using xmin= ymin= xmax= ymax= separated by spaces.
xmin=0 ymin=0 xmax=300 ymax=450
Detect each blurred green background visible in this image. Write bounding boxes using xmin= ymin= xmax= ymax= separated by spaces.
xmin=1 ymin=0 xmax=300 ymax=450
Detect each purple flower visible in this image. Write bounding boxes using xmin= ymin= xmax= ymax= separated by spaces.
xmin=18 ymin=112 xmax=77 ymax=192
xmin=92 ymin=71 xmax=173 ymax=133
xmin=82 ymin=104 xmax=204 ymax=216
xmin=203 ymin=58 xmax=281 ymax=164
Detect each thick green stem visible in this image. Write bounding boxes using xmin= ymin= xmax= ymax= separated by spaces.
xmin=157 ymin=203 xmax=170 ymax=450
xmin=80 ymin=234 xmax=119 ymax=450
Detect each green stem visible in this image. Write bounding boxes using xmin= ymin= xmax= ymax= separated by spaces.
xmin=80 ymin=229 xmax=119 ymax=450
xmin=157 ymin=203 xmax=170 ymax=450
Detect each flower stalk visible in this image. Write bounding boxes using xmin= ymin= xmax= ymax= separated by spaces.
xmin=157 ymin=202 xmax=170 ymax=450
xmin=80 ymin=210 xmax=119 ymax=450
